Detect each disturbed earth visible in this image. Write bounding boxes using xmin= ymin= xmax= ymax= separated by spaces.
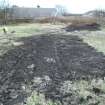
xmin=0 ymin=34 xmax=105 ymax=105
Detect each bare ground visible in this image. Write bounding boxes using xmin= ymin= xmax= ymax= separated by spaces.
xmin=0 ymin=32 xmax=105 ymax=105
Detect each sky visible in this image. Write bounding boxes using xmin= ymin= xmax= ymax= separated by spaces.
xmin=5 ymin=0 xmax=105 ymax=13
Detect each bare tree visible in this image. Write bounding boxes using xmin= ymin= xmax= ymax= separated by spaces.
xmin=55 ymin=5 xmax=66 ymax=16
xmin=52 ymin=5 xmax=66 ymax=24
xmin=0 ymin=0 xmax=10 ymax=25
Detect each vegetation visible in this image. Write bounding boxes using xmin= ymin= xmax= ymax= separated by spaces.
xmin=35 ymin=16 xmax=97 ymax=24
xmin=0 ymin=23 xmax=41 ymax=37
xmin=26 ymin=91 xmax=59 ymax=105
xmin=82 ymin=33 xmax=105 ymax=54
xmin=0 ymin=23 xmax=41 ymax=55
xmin=25 ymin=79 xmax=105 ymax=105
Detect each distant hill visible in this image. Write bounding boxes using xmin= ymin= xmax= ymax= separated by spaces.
xmin=84 ymin=10 xmax=105 ymax=17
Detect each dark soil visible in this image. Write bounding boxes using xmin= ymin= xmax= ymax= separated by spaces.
xmin=65 ymin=23 xmax=100 ymax=31
xmin=0 ymin=34 xmax=105 ymax=105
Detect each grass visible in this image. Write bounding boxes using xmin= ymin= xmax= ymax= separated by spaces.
xmin=81 ymin=31 xmax=105 ymax=54
xmin=74 ymin=79 xmax=105 ymax=105
xmin=25 ymin=79 xmax=105 ymax=105
xmin=0 ymin=23 xmax=63 ymax=55
xmin=0 ymin=23 xmax=44 ymax=55
xmin=77 ymin=30 xmax=105 ymax=104
xmin=0 ymin=23 xmax=41 ymax=38
xmin=26 ymin=91 xmax=60 ymax=105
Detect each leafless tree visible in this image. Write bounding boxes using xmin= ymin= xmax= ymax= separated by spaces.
xmin=55 ymin=5 xmax=67 ymax=16
xmin=0 ymin=0 xmax=10 ymax=25
xmin=52 ymin=5 xmax=67 ymax=24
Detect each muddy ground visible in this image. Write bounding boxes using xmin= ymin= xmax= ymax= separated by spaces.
xmin=0 ymin=33 xmax=105 ymax=105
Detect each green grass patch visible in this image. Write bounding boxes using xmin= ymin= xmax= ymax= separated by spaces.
xmin=0 ymin=23 xmax=41 ymax=38
xmin=26 ymin=91 xmax=60 ymax=105
xmin=81 ymin=33 xmax=105 ymax=54
xmin=75 ymin=79 xmax=105 ymax=105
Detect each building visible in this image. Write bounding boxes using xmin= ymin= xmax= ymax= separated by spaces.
xmin=9 ymin=7 xmax=57 ymax=20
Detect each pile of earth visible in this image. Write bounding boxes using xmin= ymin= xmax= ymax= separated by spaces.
xmin=64 ymin=22 xmax=100 ymax=31
xmin=0 ymin=34 xmax=105 ymax=105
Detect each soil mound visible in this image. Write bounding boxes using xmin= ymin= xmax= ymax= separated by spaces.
xmin=65 ymin=22 xmax=100 ymax=31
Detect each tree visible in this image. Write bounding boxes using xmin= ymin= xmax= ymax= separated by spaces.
xmin=52 ymin=5 xmax=67 ymax=24
xmin=55 ymin=5 xmax=67 ymax=16
xmin=0 ymin=0 xmax=10 ymax=25
xmin=37 ymin=5 xmax=40 ymax=8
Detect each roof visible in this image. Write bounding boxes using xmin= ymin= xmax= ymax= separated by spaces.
xmin=11 ymin=7 xmax=57 ymax=19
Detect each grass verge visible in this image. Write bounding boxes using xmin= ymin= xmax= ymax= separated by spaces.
xmin=81 ymin=32 xmax=105 ymax=54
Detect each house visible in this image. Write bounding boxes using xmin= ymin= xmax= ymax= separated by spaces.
xmin=9 ymin=7 xmax=57 ymax=20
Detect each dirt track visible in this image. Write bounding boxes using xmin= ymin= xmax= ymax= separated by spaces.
xmin=0 ymin=34 xmax=105 ymax=105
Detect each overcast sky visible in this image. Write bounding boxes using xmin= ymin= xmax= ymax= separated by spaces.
xmin=8 ymin=0 xmax=105 ymax=13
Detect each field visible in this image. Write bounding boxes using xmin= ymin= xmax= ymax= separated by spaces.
xmin=0 ymin=23 xmax=105 ymax=105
